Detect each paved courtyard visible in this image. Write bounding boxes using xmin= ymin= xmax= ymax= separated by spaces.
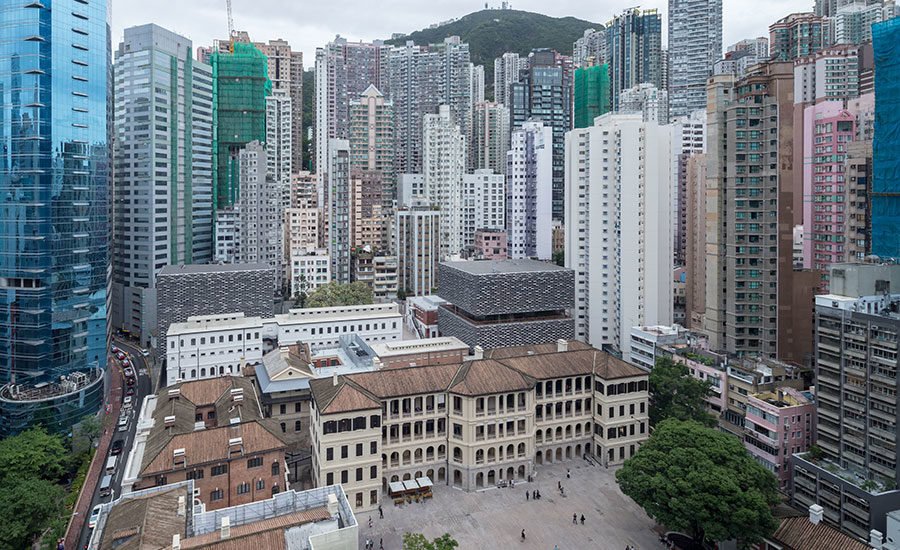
xmin=358 ymin=460 xmax=662 ymax=550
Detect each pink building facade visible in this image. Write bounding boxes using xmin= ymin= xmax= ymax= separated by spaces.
xmin=474 ymin=230 xmax=508 ymax=260
xmin=744 ymin=387 xmax=814 ymax=490
xmin=801 ymin=102 xmax=856 ymax=272
xmin=669 ymin=348 xmax=728 ymax=416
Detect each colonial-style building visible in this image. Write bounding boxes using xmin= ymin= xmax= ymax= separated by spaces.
xmin=308 ymin=340 xmax=649 ymax=513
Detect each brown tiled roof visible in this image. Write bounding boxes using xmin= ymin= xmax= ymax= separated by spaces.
xmin=772 ymin=516 xmax=872 ymax=550
xmin=176 ymin=507 xmax=331 ymax=549
xmin=484 ymin=340 xmax=591 ymax=359
xmin=308 ymin=377 xmax=381 ymax=415
xmin=345 ymin=364 xmax=461 ymax=398
xmin=141 ymin=421 xmax=285 ymax=476
xmin=99 ymin=486 xmax=188 ymax=550
xmin=593 ymin=353 xmax=647 ymax=380
xmin=500 ymin=349 xmax=599 ymax=380
xmin=144 ymin=377 xmax=270 ymax=473
xmin=449 ymin=360 xmax=534 ymax=395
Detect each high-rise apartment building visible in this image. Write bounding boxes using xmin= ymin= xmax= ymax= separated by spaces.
xmin=256 ymin=39 xmax=303 ymax=171
xmin=493 ymin=52 xmax=528 ymax=107
xmin=793 ymin=44 xmax=861 ymax=104
xmin=564 ymin=113 xmax=674 ymax=355
xmin=327 ymin=140 xmax=353 ymax=283
xmin=210 ymin=43 xmax=270 ymax=209
xmin=348 ymin=85 xmax=394 ymax=206
xmin=668 ymin=0 xmax=723 ymax=119
xmin=423 ymin=105 xmax=467 ymax=259
xmin=471 ymin=63 xmax=485 ymax=104
xmin=769 ymin=13 xmax=831 ymax=63
xmin=833 ymin=1 xmax=891 ymax=45
xmin=574 ymin=64 xmax=611 ymax=129
xmin=703 ymin=64 xmax=819 ymax=362
xmin=396 ymin=201 xmax=440 ymax=296
xmin=315 ymin=37 xmax=389 ymax=199
xmin=510 ymin=50 xmax=574 ymax=221
xmin=461 ymin=170 xmax=505 ymax=252
xmin=619 ymin=84 xmax=669 ymax=125
xmin=684 ymin=154 xmax=708 ymax=329
xmin=672 ymin=110 xmax=707 ymax=268
xmin=0 ymin=0 xmax=110 ymax=436
xmin=388 ymin=37 xmax=472 ymax=176
xmin=872 ymin=18 xmax=900 ymax=258
xmin=471 ymin=101 xmax=510 ymax=174
xmin=573 ymin=28 xmax=607 ymax=68
xmin=605 ymin=9 xmax=664 ymax=110
xmin=266 ymin=88 xmax=292 ymax=207
xmin=214 ymin=141 xmax=284 ymax=292
xmin=507 ymin=121 xmax=553 ymax=260
xmin=793 ymin=263 xmax=900 ymax=542
xmin=111 ymin=25 xmax=214 ymax=346
xmin=843 ymin=139 xmax=873 ymax=262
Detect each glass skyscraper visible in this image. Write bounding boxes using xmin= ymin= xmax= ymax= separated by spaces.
xmin=0 ymin=0 xmax=110 ymax=436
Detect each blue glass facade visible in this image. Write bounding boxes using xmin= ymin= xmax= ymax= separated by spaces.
xmin=0 ymin=0 xmax=110 ymax=436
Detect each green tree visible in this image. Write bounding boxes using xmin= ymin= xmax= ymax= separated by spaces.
xmin=0 ymin=476 xmax=64 ymax=550
xmin=649 ymin=357 xmax=716 ymax=427
xmin=402 ymin=532 xmax=458 ymax=550
xmin=305 ymin=281 xmax=373 ymax=308
xmin=616 ymin=419 xmax=780 ymax=546
xmin=552 ymin=250 xmax=564 ymax=267
xmin=0 ymin=426 xmax=67 ymax=482
xmin=293 ymin=274 xmax=310 ymax=308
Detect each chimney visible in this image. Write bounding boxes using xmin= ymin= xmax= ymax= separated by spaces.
xmin=373 ymin=357 xmax=383 ymax=369
xmin=327 ymin=493 xmax=339 ymax=517
xmin=809 ymin=504 xmax=824 ymax=525
xmin=280 ymin=346 xmax=290 ymax=360
xmin=177 ymin=495 xmax=186 ymax=517
xmin=220 ymin=516 xmax=230 ymax=540
xmin=557 ymin=339 xmax=568 ymax=353
xmin=333 ymin=372 xmax=338 ymax=386
xmin=172 ymin=534 xmax=181 ymax=550
xmin=473 ymin=346 xmax=483 ymax=360
xmin=870 ymin=529 xmax=884 ymax=549
xmin=168 ymin=388 xmax=180 ymax=399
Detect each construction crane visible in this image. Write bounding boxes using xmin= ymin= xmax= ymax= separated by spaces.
xmin=226 ymin=0 xmax=235 ymax=40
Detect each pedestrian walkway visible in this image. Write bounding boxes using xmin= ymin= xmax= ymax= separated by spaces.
xmin=358 ymin=461 xmax=660 ymax=549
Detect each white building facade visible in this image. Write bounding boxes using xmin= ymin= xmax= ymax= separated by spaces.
xmin=564 ymin=113 xmax=674 ymax=356
xmin=461 ymin=170 xmax=505 ymax=251
xmin=288 ymin=248 xmax=331 ymax=298
xmin=507 ymin=120 xmax=553 ymax=260
xmin=423 ymin=105 xmax=466 ymax=259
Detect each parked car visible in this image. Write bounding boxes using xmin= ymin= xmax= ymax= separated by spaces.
xmin=99 ymin=475 xmax=112 ymax=496
xmin=125 ymin=386 xmax=135 ymax=396
xmin=122 ymin=360 xmax=131 ymax=368
xmin=110 ymin=440 xmax=123 ymax=455
xmin=125 ymin=376 xmax=136 ymax=386
xmin=140 ymin=349 xmax=150 ymax=357
xmin=116 ymin=352 xmax=126 ymax=361
xmin=111 ymin=346 xmax=119 ymax=354
xmin=123 ymin=396 xmax=132 ymax=409
xmin=117 ymin=418 xmax=129 ymax=432
xmin=89 ymin=504 xmax=102 ymax=529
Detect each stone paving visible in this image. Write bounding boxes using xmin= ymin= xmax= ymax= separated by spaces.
xmin=359 ymin=460 xmax=663 ymax=550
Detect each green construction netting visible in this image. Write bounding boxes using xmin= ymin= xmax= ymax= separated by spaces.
xmin=211 ymin=42 xmax=272 ymax=208
xmin=574 ymin=64 xmax=610 ymax=129
xmin=872 ymin=17 xmax=900 ymax=258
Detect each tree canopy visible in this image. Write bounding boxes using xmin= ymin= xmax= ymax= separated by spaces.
xmin=0 ymin=477 xmax=64 ymax=550
xmin=0 ymin=426 xmax=67 ymax=483
xmin=305 ymin=281 xmax=373 ymax=308
xmin=402 ymin=533 xmax=459 ymax=550
xmin=649 ymin=357 xmax=717 ymax=427
xmin=616 ymin=419 xmax=780 ymax=546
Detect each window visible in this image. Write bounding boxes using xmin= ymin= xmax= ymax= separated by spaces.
xmin=370 ymin=465 xmax=377 ymax=479
xmin=370 ymin=441 xmax=378 ymax=454
xmin=187 ymin=469 xmax=204 ymax=480
xmin=210 ymin=489 xmax=223 ymax=501
xmin=356 ymin=443 xmax=363 ymax=457
xmin=295 ymin=420 xmax=302 ymax=432
xmin=272 ymin=462 xmax=280 ymax=476
xmin=341 ymin=470 xmax=348 ymax=484
xmin=237 ymin=482 xmax=250 ymax=495
xmin=155 ymin=475 xmax=167 ymax=486
xmin=247 ymin=457 xmax=263 ymax=468
xmin=281 ymin=422 xmax=286 ymax=433
xmin=370 ymin=489 xmax=378 ymax=505
xmin=356 ymin=468 xmax=363 ymax=481
xmin=280 ymin=404 xmax=286 ymax=415
xmin=295 ymin=403 xmax=302 ymax=413
xmin=341 ymin=445 xmax=348 ymax=459
xmin=256 ymin=479 xmax=265 ymax=490
xmin=272 ymin=485 xmax=279 ymax=495
xmin=326 ymin=472 xmax=334 ymax=485
xmin=211 ymin=464 xmax=228 ymax=476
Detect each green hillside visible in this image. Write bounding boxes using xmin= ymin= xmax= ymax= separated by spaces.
xmin=386 ymin=9 xmax=604 ymax=98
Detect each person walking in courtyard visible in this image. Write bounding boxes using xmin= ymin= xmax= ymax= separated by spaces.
xmin=558 ymin=480 xmax=561 ymax=490
xmin=526 ymin=490 xmax=529 ymax=501
xmin=573 ymin=512 xmax=578 ymax=524
xmin=368 ymin=517 xmax=373 ymax=528
xmin=567 ymin=469 xmax=571 ymax=479
xmin=378 ymin=504 xmax=383 ymax=519
xmin=580 ymin=514 xmax=585 ymax=525
xmin=521 ymin=529 xmax=526 ymax=540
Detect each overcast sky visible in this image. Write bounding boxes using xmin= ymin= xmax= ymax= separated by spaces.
xmin=111 ymin=0 xmax=812 ymax=64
